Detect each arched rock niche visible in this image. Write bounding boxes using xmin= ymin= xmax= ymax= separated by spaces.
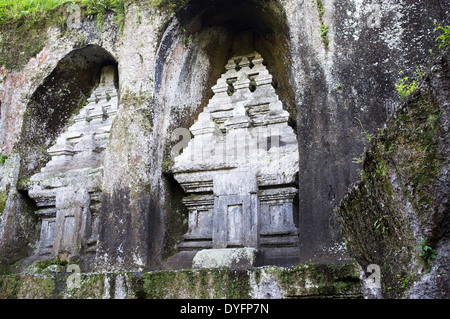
xmin=16 ymin=45 xmax=118 ymax=180
xmin=16 ymin=45 xmax=118 ymax=270
xmin=155 ymin=0 xmax=298 ymax=268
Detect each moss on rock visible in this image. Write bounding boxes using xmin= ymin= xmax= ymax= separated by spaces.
xmin=0 ymin=188 xmax=8 ymax=216
xmin=337 ymin=48 xmax=450 ymax=298
xmin=138 ymin=269 xmax=251 ymax=299
xmin=0 ymin=262 xmax=362 ymax=299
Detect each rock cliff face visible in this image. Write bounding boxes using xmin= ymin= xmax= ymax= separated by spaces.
xmin=337 ymin=48 xmax=450 ymax=299
xmin=0 ymin=0 xmax=449 ymax=298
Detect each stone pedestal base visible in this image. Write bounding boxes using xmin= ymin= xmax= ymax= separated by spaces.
xmin=192 ymin=248 xmax=264 ymax=269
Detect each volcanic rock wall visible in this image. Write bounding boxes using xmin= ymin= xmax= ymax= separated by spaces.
xmin=0 ymin=0 xmax=448 ymax=294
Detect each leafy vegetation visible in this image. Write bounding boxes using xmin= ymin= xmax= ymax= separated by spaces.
xmin=83 ymin=0 xmax=125 ymax=31
xmin=0 ymin=0 xmax=125 ymax=29
xmin=0 ymin=0 xmax=66 ymax=25
xmin=0 ymin=0 xmax=125 ymax=69
xmin=395 ymin=63 xmax=425 ymax=100
xmin=315 ymin=0 xmax=329 ymax=50
xmin=434 ymin=23 xmax=450 ymax=50
xmin=394 ymin=24 xmax=449 ymax=100
xmin=415 ymin=238 xmax=437 ymax=261
xmin=0 ymin=154 xmax=7 ymax=165
xmin=395 ymin=75 xmax=419 ymax=100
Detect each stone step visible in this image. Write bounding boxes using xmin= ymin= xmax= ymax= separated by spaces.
xmin=0 ymin=261 xmax=363 ymax=299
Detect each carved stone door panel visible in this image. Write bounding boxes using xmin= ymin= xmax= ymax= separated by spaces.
xmin=212 ymin=171 xmax=259 ymax=249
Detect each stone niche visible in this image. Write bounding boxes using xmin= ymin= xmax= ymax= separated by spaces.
xmin=168 ymin=52 xmax=299 ymax=269
xmin=28 ymin=66 xmax=118 ymax=264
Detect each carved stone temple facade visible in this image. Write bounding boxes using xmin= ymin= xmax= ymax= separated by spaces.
xmin=167 ymin=52 xmax=300 ymax=269
xmin=28 ymin=66 xmax=118 ymax=263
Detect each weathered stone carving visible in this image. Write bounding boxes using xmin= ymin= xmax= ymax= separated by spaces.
xmin=28 ymin=66 xmax=118 ymax=262
xmin=170 ymin=52 xmax=299 ymax=268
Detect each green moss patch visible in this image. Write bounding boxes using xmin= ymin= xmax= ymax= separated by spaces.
xmin=0 ymin=0 xmax=125 ymax=71
xmin=0 ymin=188 xmax=9 ymax=216
xmin=138 ymin=269 xmax=251 ymax=299
xmin=315 ymin=0 xmax=329 ymax=50
xmin=0 ymin=262 xmax=362 ymax=299
xmin=270 ymin=262 xmax=361 ymax=298
xmin=0 ymin=274 xmax=55 ymax=299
